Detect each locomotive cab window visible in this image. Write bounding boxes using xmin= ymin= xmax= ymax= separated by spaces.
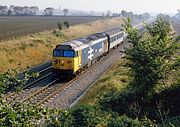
xmin=53 ymin=49 xmax=76 ymax=58
xmin=53 ymin=49 xmax=63 ymax=57
xmin=64 ymin=50 xmax=75 ymax=58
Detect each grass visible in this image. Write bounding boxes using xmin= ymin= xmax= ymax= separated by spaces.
xmin=0 ymin=17 xmax=124 ymax=73
xmin=77 ymin=55 xmax=180 ymax=106
xmin=77 ymin=58 xmax=131 ymax=105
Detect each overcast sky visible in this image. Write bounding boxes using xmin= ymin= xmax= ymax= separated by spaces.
xmin=0 ymin=0 xmax=179 ymax=14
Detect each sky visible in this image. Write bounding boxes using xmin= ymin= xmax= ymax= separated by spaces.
xmin=0 ymin=0 xmax=179 ymax=14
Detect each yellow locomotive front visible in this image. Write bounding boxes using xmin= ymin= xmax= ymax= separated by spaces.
xmin=52 ymin=45 xmax=81 ymax=77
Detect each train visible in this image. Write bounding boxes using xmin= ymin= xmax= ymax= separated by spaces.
xmin=52 ymin=27 xmax=125 ymax=78
xmin=52 ymin=19 xmax=154 ymax=78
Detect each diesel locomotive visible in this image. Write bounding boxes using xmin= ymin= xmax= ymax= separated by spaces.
xmin=52 ymin=28 xmax=125 ymax=77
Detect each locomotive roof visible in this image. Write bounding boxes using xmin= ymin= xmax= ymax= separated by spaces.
xmin=104 ymin=28 xmax=122 ymax=36
xmin=77 ymin=33 xmax=106 ymax=44
xmin=56 ymin=33 xmax=106 ymax=51
xmin=56 ymin=40 xmax=84 ymax=49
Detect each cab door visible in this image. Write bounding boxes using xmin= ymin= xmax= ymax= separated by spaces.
xmin=104 ymin=40 xmax=108 ymax=52
xmin=78 ymin=50 xmax=82 ymax=68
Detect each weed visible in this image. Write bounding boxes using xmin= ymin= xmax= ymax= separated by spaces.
xmin=53 ymin=29 xmax=64 ymax=37
xmin=19 ymin=41 xmax=27 ymax=50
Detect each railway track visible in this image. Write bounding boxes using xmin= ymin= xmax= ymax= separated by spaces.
xmin=4 ymin=61 xmax=54 ymax=103
xmin=39 ymin=42 xmax=128 ymax=108
xmin=9 ymin=58 xmax=101 ymax=106
xmin=5 ymin=42 xmax=128 ymax=109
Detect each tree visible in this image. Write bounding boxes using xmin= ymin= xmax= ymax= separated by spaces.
xmin=144 ymin=12 xmax=151 ymax=19
xmin=102 ymin=12 xmax=105 ymax=17
xmin=121 ymin=10 xmax=128 ymax=17
xmin=124 ymin=18 xmax=180 ymax=95
xmin=44 ymin=7 xmax=54 ymax=16
xmin=7 ymin=9 xmax=13 ymax=15
xmin=63 ymin=8 xmax=68 ymax=16
xmin=177 ymin=9 xmax=180 ymax=13
xmin=157 ymin=13 xmax=171 ymax=23
xmin=30 ymin=6 xmax=39 ymax=15
xmin=0 ymin=5 xmax=8 ymax=15
xmin=106 ymin=10 xmax=111 ymax=17
xmin=13 ymin=6 xmax=22 ymax=15
xmin=22 ymin=6 xmax=31 ymax=15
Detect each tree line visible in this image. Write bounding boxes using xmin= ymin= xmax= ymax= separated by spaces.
xmin=0 ymin=5 xmax=39 ymax=16
xmin=0 ymin=4 xmax=151 ymax=18
xmin=104 ymin=10 xmax=151 ymax=20
xmin=0 ymin=5 xmax=69 ymax=16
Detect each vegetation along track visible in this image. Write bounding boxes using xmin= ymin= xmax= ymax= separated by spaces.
xmin=4 ymin=61 xmax=55 ymax=103
xmin=5 ymin=42 xmax=128 ymax=108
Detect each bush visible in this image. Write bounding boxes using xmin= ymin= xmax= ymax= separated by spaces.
xmin=57 ymin=21 xmax=63 ymax=30
xmin=163 ymin=116 xmax=180 ymax=127
xmin=98 ymin=88 xmax=145 ymax=119
xmin=53 ymin=29 xmax=64 ymax=37
xmin=47 ymin=105 xmax=110 ymax=127
xmin=0 ymin=69 xmax=29 ymax=93
xmin=108 ymin=115 xmax=157 ymax=127
xmin=124 ymin=18 xmax=180 ymax=96
xmin=0 ymin=100 xmax=49 ymax=127
xmin=64 ymin=21 xmax=70 ymax=28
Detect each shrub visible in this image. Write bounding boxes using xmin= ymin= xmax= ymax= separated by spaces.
xmin=124 ymin=18 xmax=180 ymax=96
xmin=57 ymin=21 xmax=63 ymax=30
xmin=98 ymin=88 xmax=145 ymax=119
xmin=47 ymin=105 xmax=109 ymax=127
xmin=19 ymin=41 xmax=27 ymax=50
xmin=64 ymin=21 xmax=70 ymax=29
xmin=53 ymin=29 xmax=64 ymax=37
xmin=0 ymin=69 xmax=39 ymax=94
xmin=108 ymin=115 xmax=157 ymax=127
xmin=0 ymin=100 xmax=49 ymax=127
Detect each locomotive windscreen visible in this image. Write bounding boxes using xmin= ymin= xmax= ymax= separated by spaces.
xmin=64 ymin=51 xmax=75 ymax=57
xmin=53 ymin=49 xmax=75 ymax=58
xmin=53 ymin=49 xmax=63 ymax=57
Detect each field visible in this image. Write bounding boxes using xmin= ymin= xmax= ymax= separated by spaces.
xmin=0 ymin=17 xmax=124 ymax=72
xmin=0 ymin=16 xmax=104 ymax=40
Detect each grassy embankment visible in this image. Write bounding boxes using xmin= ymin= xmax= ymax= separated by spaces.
xmin=77 ymin=20 xmax=180 ymax=126
xmin=77 ymin=57 xmax=136 ymax=105
xmin=78 ymin=58 xmax=179 ymax=105
xmin=78 ymin=58 xmax=130 ymax=105
xmin=0 ymin=17 xmax=123 ymax=73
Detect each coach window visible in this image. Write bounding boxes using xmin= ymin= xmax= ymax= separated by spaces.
xmin=113 ymin=36 xmax=116 ymax=41
xmin=112 ymin=37 xmax=114 ymax=42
